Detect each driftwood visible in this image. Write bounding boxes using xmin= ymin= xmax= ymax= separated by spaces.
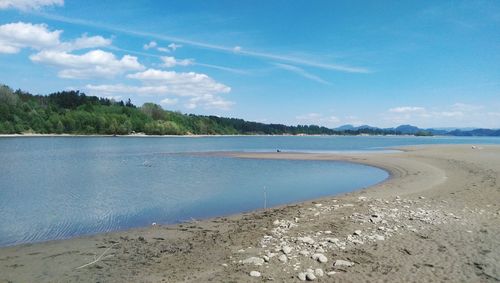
xmin=75 ymin=243 xmax=118 ymax=269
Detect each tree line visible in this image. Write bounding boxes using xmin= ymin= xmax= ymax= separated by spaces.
xmin=0 ymin=84 xmax=405 ymax=136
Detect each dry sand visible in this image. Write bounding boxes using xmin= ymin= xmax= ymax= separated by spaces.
xmin=0 ymin=144 xmax=499 ymax=282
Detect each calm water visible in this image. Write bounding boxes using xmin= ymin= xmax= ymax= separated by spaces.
xmin=0 ymin=136 xmax=499 ymax=247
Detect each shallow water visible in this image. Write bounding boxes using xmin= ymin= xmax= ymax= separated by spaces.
xmin=0 ymin=136 xmax=498 ymax=246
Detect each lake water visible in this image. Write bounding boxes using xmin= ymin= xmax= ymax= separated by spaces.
xmin=0 ymin=135 xmax=499 ymax=247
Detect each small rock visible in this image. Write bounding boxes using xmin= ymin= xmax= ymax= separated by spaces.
xmin=324 ymin=230 xmax=332 ymax=234
xmin=314 ymin=203 xmax=323 ymax=207
xmin=327 ymin=271 xmax=337 ymax=276
xmin=299 ymin=250 xmax=310 ymax=256
xmin=278 ymin=254 xmax=288 ymax=263
xmin=419 ymin=196 xmax=425 ymax=199
xmin=375 ymin=234 xmax=385 ymax=241
xmin=354 ymin=230 xmax=362 ymax=236
xmin=249 ymin=271 xmax=261 ymax=277
xmin=312 ymin=253 xmax=328 ymax=263
xmin=316 ymin=247 xmax=325 ymax=253
xmin=263 ymin=255 xmax=270 ymax=262
xmin=314 ymin=268 xmax=324 ymax=277
xmin=298 ymin=236 xmax=315 ymax=245
xmin=306 ymin=272 xmax=317 ymax=281
xmin=282 ymin=246 xmax=292 ymax=254
xmin=273 ymin=220 xmax=281 ymax=225
xmin=242 ymin=257 xmax=265 ymax=266
xmin=222 ymin=263 xmax=228 ymax=267
xmin=333 ymin=259 xmax=354 ymax=267
xmin=298 ymin=272 xmax=307 ymax=281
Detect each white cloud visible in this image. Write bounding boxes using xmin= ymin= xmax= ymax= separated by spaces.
xmin=273 ymin=63 xmax=329 ymax=84
xmin=296 ymin=113 xmax=340 ymax=127
xmin=87 ymin=69 xmax=233 ymax=110
xmin=160 ymin=97 xmax=178 ymax=106
xmin=233 ymin=46 xmax=242 ymax=53
xmin=86 ymin=84 xmax=168 ymax=95
xmin=104 ymin=95 xmax=122 ymax=101
xmin=161 ymin=56 xmax=194 ymax=67
xmin=143 ymin=41 xmax=157 ymax=50
xmin=388 ymin=106 xmax=426 ymax=113
xmin=168 ymin=43 xmax=182 ymax=51
xmin=157 ymin=47 xmax=170 ymax=53
xmin=0 ymin=22 xmax=61 ymax=53
xmin=0 ymin=0 xmax=63 ymax=10
xmin=30 ymin=49 xmax=144 ymax=78
xmin=59 ymin=34 xmax=112 ymax=51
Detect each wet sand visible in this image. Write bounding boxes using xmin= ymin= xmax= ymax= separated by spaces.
xmin=0 ymin=144 xmax=499 ymax=282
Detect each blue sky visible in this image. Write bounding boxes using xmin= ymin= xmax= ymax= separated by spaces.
xmin=0 ymin=0 xmax=499 ymax=128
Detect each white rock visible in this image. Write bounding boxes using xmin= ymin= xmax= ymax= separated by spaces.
xmin=298 ymin=272 xmax=307 ymax=281
xmin=375 ymin=234 xmax=385 ymax=241
xmin=282 ymin=246 xmax=292 ymax=254
xmin=327 ymin=271 xmax=337 ymax=276
xmin=278 ymin=254 xmax=288 ymax=263
xmin=324 ymin=230 xmax=332 ymax=234
xmin=333 ymin=259 xmax=354 ymax=267
xmin=314 ymin=268 xmax=324 ymax=277
xmin=312 ymin=253 xmax=328 ymax=263
xmin=354 ymin=230 xmax=362 ymax=235
xmin=314 ymin=203 xmax=323 ymax=207
xmin=242 ymin=257 xmax=265 ymax=266
xmin=263 ymin=255 xmax=270 ymax=262
xmin=298 ymin=236 xmax=315 ymax=245
xmin=316 ymin=247 xmax=325 ymax=253
xmin=249 ymin=271 xmax=261 ymax=277
xmin=306 ymin=268 xmax=314 ymax=274
xmin=222 ymin=263 xmax=228 ymax=267
xmin=306 ymin=272 xmax=317 ymax=281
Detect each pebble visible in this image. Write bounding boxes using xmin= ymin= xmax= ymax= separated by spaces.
xmin=354 ymin=230 xmax=362 ymax=235
xmin=333 ymin=259 xmax=354 ymax=267
xmin=221 ymin=263 xmax=228 ymax=267
xmin=242 ymin=257 xmax=265 ymax=266
xmin=278 ymin=254 xmax=288 ymax=263
xmin=282 ymin=246 xmax=292 ymax=254
xmin=314 ymin=268 xmax=324 ymax=277
xmin=327 ymin=271 xmax=337 ymax=276
xmin=299 ymin=250 xmax=310 ymax=256
xmin=298 ymin=236 xmax=315 ymax=245
xmin=298 ymin=272 xmax=307 ymax=281
xmin=249 ymin=271 xmax=261 ymax=277
xmin=306 ymin=272 xmax=317 ymax=281
xmin=312 ymin=253 xmax=328 ymax=263
xmin=263 ymin=255 xmax=270 ymax=262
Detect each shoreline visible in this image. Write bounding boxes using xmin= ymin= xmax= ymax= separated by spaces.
xmin=1 ymin=145 xmax=499 ymax=282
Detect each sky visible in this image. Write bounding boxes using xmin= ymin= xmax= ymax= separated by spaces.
xmin=0 ymin=0 xmax=499 ymax=128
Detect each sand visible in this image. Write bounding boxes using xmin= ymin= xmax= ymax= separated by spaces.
xmin=0 ymin=144 xmax=499 ymax=282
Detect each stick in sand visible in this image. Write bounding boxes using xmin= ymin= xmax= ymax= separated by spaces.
xmin=76 ymin=243 xmax=118 ymax=269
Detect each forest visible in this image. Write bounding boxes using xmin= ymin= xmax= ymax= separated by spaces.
xmin=0 ymin=84 xmax=403 ymax=136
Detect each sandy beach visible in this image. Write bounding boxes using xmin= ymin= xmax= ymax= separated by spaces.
xmin=0 ymin=144 xmax=499 ymax=282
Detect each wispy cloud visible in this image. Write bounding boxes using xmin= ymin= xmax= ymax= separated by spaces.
xmin=32 ymin=12 xmax=371 ymax=73
xmin=273 ymin=63 xmax=329 ymax=84
xmin=0 ymin=0 xmax=63 ymax=11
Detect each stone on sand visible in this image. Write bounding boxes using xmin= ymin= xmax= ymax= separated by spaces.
xmin=242 ymin=257 xmax=264 ymax=266
xmin=249 ymin=271 xmax=261 ymax=277
xmin=333 ymin=259 xmax=354 ymax=267
xmin=312 ymin=253 xmax=328 ymax=263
